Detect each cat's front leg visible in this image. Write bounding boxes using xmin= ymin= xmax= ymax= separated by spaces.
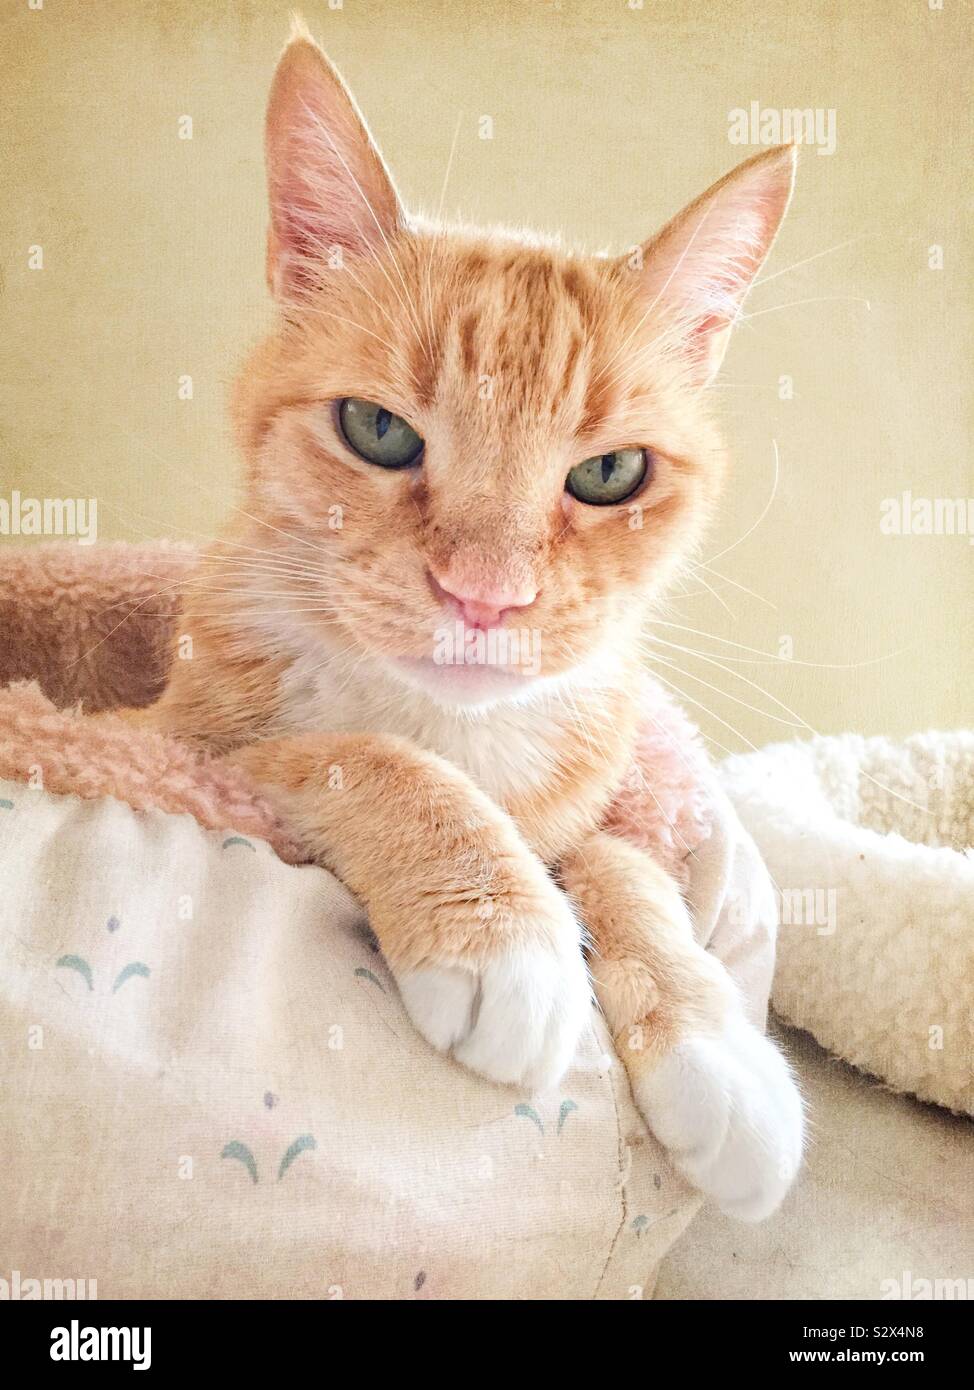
xmin=560 ymin=831 xmax=803 ymax=1221
xmin=229 ymin=732 xmax=592 ymax=1091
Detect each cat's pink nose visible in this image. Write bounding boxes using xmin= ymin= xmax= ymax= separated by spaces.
xmin=427 ymin=567 xmax=537 ymax=629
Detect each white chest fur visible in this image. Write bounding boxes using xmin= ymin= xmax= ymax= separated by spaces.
xmin=267 ymin=629 xmax=573 ymax=805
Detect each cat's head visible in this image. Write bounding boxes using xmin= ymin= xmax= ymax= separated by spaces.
xmin=233 ymin=23 xmax=795 ymax=709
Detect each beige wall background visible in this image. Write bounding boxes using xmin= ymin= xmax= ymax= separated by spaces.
xmin=1 ymin=0 xmax=970 ymax=751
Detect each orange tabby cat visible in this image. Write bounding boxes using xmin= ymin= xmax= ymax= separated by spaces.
xmin=140 ymin=22 xmax=803 ymax=1220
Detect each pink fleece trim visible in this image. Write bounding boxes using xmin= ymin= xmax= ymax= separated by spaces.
xmin=0 ymin=681 xmax=305 ymax=863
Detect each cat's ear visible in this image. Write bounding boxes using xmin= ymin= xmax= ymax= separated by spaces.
xmin=625 ymin=144 xmax=796 ymax=384
xmin=265 ymin=20 xmax=403 ymax=299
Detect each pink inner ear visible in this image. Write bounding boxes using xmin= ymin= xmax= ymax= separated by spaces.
xmin=269 ymin=110 xmax=360 ymax=289
xmin=638 ymin=151 xmax=795 ymax=381
xmin=265 ymin=40 xmax=402 ymax=300
xmin=686 ymin=205 xmax=771 ymax=325
xmin=686 ymin=311 xmax=726 ymax=366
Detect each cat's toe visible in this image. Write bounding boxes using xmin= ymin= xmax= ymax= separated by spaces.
xmin=633 ymin=1015 xmax=804 ymax=1222
xmin=397 ymin=925 xmax=591 ymax=1091
xmin=453 ymin=938 xmax=592 ymax=1091
xmin=397 ymin=964 xmax=479 ymax=1052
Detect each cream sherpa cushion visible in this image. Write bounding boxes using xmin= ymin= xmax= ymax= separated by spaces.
xmin=722 ymin=731 xmax=974 ymax=1115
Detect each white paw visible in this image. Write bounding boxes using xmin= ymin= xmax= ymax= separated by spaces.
xmin=397 ymin=927 xmax=592 ymax=1093
xmin=633 ymin=1015 xmax=804 ymax=1222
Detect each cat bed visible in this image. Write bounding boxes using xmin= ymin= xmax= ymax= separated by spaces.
xmin=0 ymin=542 xmax=778 ymax=1298
xmin=723 ymin=733 xmax=974 ymax=1116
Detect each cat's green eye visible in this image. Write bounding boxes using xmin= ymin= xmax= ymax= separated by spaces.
xmin=338 ymin=397 xmax=424 ymax=468
xmin=565 ymin=448 xmax=649 ymax=505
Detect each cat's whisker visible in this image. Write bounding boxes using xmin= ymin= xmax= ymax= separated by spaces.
xmin=283 ymin=302 xmax=410 ymax=360
xmin=125 ymin=550 xmax=335 ymax=585
xmin=687 ymin=559 xmax=778 ymax=611
xmin=686 ymin=727 xmax=738 ymax=760
xmin=593 ymin=197 xmax=719 ymax=387
xmin=703 ymin=381 xmax=777 ymax=391
xmin=142 ymin=580 xmax=324 ymax=607
xmin=164 ymin=605 xmax=334 ymax=621
xmin=646 ymin=637 xmax=932 ymax=815
xmin=751 ymin=231 xmax=879 ymax=289
xmin=0 ymin=361 xmax=298 ymax=562
xmin=284 ymin=635 xmax=373 ymax=703
xmin=632 ymin=774 xmax=697 ymax=859
xmin=647 ymin=634 xmax=810 ymax=669
xmin=643 ymin=664 xmax=764 ymax=755
xmin=594 ymin=318 xmax=691 ymax=399
xmin=68 ymin=580 xmax=206 ymax=669
xmin=643 ymin=649 xmax=804 ymax=729
xmin=296 ymin=99 xmax=430 ymax=357
xmin=702 ymin=438 xmax=779 ymax=567
xmin=95 ymin=550 xmax=341 ymax=623
xmin=682 ymin=564 xmax=736 ymax=619
xmin=94 ymin=567 xmax=323 ymax=618
xmin=555 ymin=682 xmax=615 ymax=769
xmin=644 ymin=635 xmax=815 ymax=726
xmin=650 ymin=618 xmax=907 ymax=670
xmin=193 ymin=560 xmax=332 ymax=586
xmin=326 ymin=254 xmax=429 ymax=376
xmin=328 ymin=651 xmax=376 ymax=701
xmin=738 ymin=293 xmax=872 ymax=322
xmin=422 ymin=112 xmax=465 ymax=360
xmin=83 ymin=416 xmax=337 ymax=565
xmin=627 ymin=706 xmax=714 ymax=859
